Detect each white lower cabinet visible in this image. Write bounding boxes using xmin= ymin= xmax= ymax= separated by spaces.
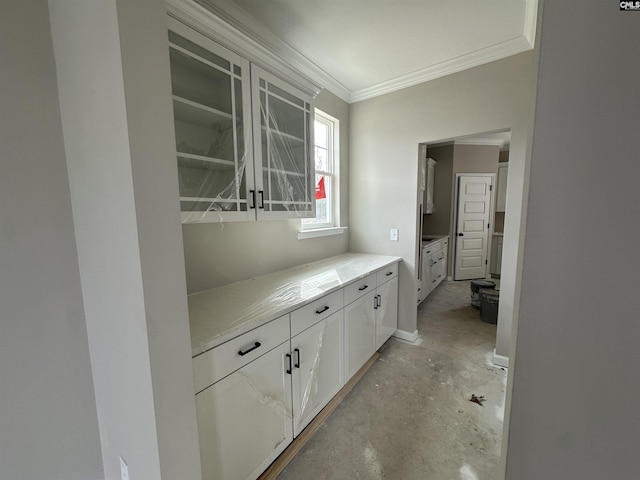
xmin=421 ymin=251 xmax=432 ymax=300
xmin=419 ymin=236 xmax=449 ymax=304
xmin=195 ymin=340 xmax=293 ymax=480
xmin=375 ymin=276 xmax=398 ymax=350
xmin=291 ymin=310 xmax=344 ymax=437
xmin=344 ymin=289 xmax=377 ymax=379
xmin=193 ymin=259 xmax=400 ymax=480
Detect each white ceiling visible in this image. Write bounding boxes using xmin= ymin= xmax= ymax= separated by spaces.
xmin=197 ymin=0 xmax=537 ymax=103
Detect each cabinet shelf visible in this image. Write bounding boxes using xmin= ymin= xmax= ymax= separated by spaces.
xmin=178 ymin=152 xmax=236 ymax=172
xmin=262 ymin=126 xmax=305 ymax=145
xmin=173 ymin=95 xmax=233 ymax=131
xmin=262 ymin=166 xmax=306 ymax=178
xmin=180 ymin=196 xmax=245 ymax=204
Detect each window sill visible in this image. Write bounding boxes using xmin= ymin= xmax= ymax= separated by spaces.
xmin=297 ymin=226 xmax=347 ymax=240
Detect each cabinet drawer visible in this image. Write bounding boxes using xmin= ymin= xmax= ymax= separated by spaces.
xmin=377 ymin=262 xmax=398 ymax=284
xmin=423 ymin=240 xmax=441 ymax=256
xmin=193 ymin=314 xmax=290 ymax=393
xmin=290 ymin=289 xmax=344 ymax=337
xmin=344 ymin=273 xmax=377 ymax=306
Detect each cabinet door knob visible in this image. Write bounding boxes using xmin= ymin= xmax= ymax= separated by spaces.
xmin=386 ymin=271 xmax=393 ymax=276
xmin=358 ymin=285 xmax=369 ymax=291
xmin=258 ymin=190 xmax=265 ymax=209
xmin=458 ymin=233 xmax=464 ymax=237
xmin=249 ymin=190 xmax=256 ymax=209
xmin=315 ymin=305 xmax=330 ymax=314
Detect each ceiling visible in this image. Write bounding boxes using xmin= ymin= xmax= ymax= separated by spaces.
xmin=197 ymin=0 xmax=537 ymax=103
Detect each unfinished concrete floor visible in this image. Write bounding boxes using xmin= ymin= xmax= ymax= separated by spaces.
xmin=277 ymin=280 xmax=507 ymax=480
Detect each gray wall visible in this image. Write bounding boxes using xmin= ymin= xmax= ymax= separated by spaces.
xmin=453 ymin=144 xmax=499 ymax=174
xmin=183 ymin=89 xmax=350 ymax=293
xmin=505 ymin=1 xmax=640 ymax=478
xmin=49 ymin=0 xmax=201 ymax=478
xmin=0 ymin=1 xmax=103 ymax=478
xmin=349 ymin=51 xmax=535 ymax=336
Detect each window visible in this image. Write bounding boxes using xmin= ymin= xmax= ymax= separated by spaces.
xmin=300 ymin=109 xmax=343 ymax=236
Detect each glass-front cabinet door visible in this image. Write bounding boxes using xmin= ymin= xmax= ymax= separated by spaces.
xmin=251 ymin=65 xmax=315 ymax=220
xmin=168 ymin=20 xmax=254 ymax=223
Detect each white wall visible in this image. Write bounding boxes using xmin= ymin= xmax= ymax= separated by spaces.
xmin=505 ymin=1 xmax=640 ymax=478
xmin=49 ymin=1 xmax=201 ymax=479
xmin=0 ymin=1 xmax=103 ymax=478
xmin=182 ymin=89 xmax=350 ymax=293
xmin=349 ymin=52 xmax=535 ymax=337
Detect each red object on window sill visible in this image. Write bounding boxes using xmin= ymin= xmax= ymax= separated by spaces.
xmin=315 ymin=176 xmax=326 ymax=200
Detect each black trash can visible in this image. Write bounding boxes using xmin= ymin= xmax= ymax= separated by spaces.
xmin=470 ymin=280 xmax=496 ymax=308
xmin=480 ymin=288 xmax=500 ymax=324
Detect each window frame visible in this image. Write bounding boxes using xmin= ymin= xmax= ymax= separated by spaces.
xmin=299 ymin=109 xmax=344 ymax=236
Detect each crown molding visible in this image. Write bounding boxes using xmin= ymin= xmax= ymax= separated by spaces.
xmin=167 ymin=0 xmax=352 ymax=101
xmin=167 ymin=0 xmax=322 ymax=97
xmin=349 ymin=35 xmax=533 ymax=103
xmin=523 ymin=0 xmax=539 ymax=46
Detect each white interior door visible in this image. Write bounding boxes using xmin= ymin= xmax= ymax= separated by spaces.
xmin=454 ymin=175 xmax=493 ymax=280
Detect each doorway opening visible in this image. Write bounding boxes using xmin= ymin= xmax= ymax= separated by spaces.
xmin=415 ymin=128 xmax=515 ymax=472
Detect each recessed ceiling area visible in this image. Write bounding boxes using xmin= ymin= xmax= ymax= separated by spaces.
xmin=197 ymin=0 xmax=537 ymax=102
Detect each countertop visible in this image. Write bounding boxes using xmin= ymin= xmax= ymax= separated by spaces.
xmin=188 ymin=252 xmax=401 ymax=357
xmin=422 ymin=234 xmax=448 ymax=247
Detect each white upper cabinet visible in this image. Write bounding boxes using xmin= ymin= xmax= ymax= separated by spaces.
xmin=496 ymin=163 xmax=509 ymax=212
xmin=167 ymin=18 xmax=315 ymax=223
xmin=424 ymin=158 xmax=436 ymax=214
xmin=251 ymin=66 xmax=315 ymax=220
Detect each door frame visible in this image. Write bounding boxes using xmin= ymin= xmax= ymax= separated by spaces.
xmin=452 ymin=173 xmax=496 ymax=280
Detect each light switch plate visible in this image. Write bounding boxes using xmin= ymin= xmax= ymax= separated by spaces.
xmin=390 ymin=228 xmax=399 ymax=241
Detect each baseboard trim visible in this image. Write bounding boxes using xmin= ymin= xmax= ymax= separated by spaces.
xmin=392 ymin=329 xmax=419 ymax=343
xmin=493 ymin=349 xmax=509 ymax=368
xmin=258 ymin=352 xmax=380 ymax=480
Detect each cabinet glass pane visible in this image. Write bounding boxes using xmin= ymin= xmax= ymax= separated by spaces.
xmin=266 ymin=96 xmax=305 ymax=139
xmin=169 ymin=32 xmax=230 ymax=71
xmin=168 ymin=31 xmax=249 ymax=219
xmin=169 ymin=47 xmax=232 ymax=114
xmin=258 ymin=79 xmax=312 ymax=214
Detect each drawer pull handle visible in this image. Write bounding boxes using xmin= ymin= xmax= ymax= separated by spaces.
xmin=358 ymin=285 xmax=369 ymax=291
xmin=386 ymin=271 xmax=393 ymax=276
xmin=285 ymin=353 xmax=292 ymax=375
xmin=315 ymin=306 xmax=330 ymax=314
xmin=294 ymin=348 xmax=300 ymax=368
xmin=238 ymin=342 xmax=261 ymax=357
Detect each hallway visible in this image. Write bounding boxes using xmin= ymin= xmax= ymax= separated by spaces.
xmin=278 ymin=280 xmax=507 ymax=479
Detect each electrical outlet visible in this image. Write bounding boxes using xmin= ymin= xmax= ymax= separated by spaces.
xmin=120 ymin=457 xmax=129 ymax=480
xmin=390 ymin=228 xmax=399 ymax=241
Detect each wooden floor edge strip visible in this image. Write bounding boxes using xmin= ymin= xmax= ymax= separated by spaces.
xmin=258 ymin=352 xmax=381 ymax=480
